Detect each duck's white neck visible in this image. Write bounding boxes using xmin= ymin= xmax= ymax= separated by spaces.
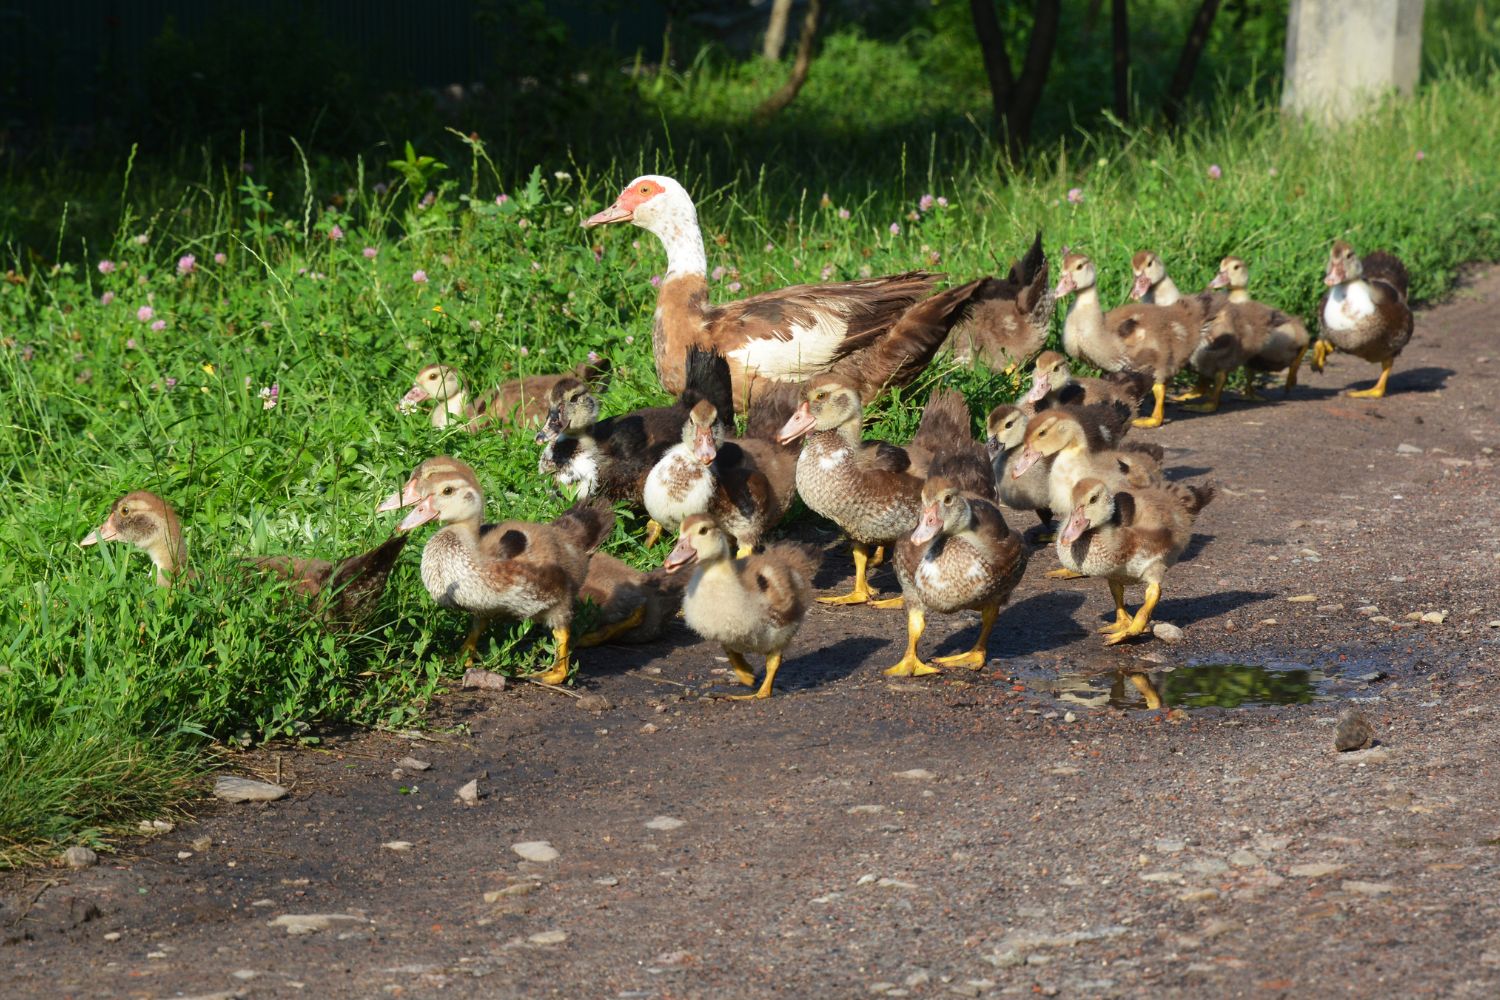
xmin=1144 ymin=277 xmax=1181 ymax=306
xmin=147 ymin=537 xmax=184 ymax=587
xmin=1062 ymin=287 xmax=1103 ymax=359
xmin=644 ymin=207 xmax=707 ymax=278
xmin=1228 ymin=288 xmax=1250 ymax=304
xmin=430 ymin=390 xmax=467 ymax=428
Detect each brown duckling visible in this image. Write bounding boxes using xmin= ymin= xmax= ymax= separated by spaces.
xmin=986 ymin=400 xmax=1135 ymax=537
xmin=776 ymin=379 xmax=973 ymax=606
xmin=537 ymin=347 xmax=732 ymax=511
xmin=1313 ymin=241 xmax=1414 ymax=398
xmin=1056 ymin=477 xmax=1215 ymax=644
xmin=379 ymin=456 xmax=664 ymax=647
xmin=1208 ymin=256 xmax=1310 ymax=397
xmin=1128 ymin=250 xmax=1183 ymax=306
xmin=944 ymin=231 xmax=1052 ymax=371
xmin=1021 ymin=350 xmax=1154 ymax=414
xmin=887 ymin=449 xmax=1029 ymax=678
xmin=663 ymin=515 xmax=817 ymax=699
xmin=1010 ymin=408 xmax=1165 ymax=578
xmin=392 ymin=458 xmax=613 ymax=683
xmin=401 ymin=358 xmax=611 ymax=431
xmin=80 ymin=490 xmax=407 ymax=627
xmin=1056 ymin=252 xmax=1220 ymax=428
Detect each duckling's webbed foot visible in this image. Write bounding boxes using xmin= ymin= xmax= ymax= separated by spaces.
xmin=932 ymin=604 xmax=997 ymax=670
xmin=1102 ymin=582 xmax=1162 ymax=645
xmin=1126 ymin=671 xmax=1163 ymax=710
xmin=868 ymin=596 xmax=905 ymax=610
xmin=819 ymin=543 xmax=880 ymax=605
xmin=643 ymin=519 xmax=664 ymax=548
xmin=725 ymin=649 xmax=758 ymax=687
xmin=1132 ymin=383 xmax=1167 ymax=428
xmin=1184 ymin=372 xmax=1227 ymax=414
xmin=728 ymin=650 xmax=784 ymax=699
xmin=1346 ymin=359 xmax=1393 ymax=399
xmin=459 ymin=615 xmax=493 ymax=663
xmin=1168 ymin=378 xmax=1209 ymax=403
xmin=1099 ymin=580 xmax=1131 ymax=633
xmin=529 ymin=627 xmax=573 ymax=685
xmin=1045 ymin=567 xmax=1086 ymax=580
xmin=884 ymin=608 xmax=939 ymax=677
xmin=1284 ymin=345 xmax=1309 ymax=393
xmin=577 ymin=605 xmax=646 ymax=647
xmin=1311 ymin=340 xmax=1333 ymax=372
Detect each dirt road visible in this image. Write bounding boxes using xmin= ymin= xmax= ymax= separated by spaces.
xmin=7 ymin=269 xmax=1500 ymax=999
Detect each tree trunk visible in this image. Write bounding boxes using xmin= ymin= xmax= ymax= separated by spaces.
xmin=763 ymin=0 xmax=794 ymax=61
xmin=969 ymin=0 xmax=1016 ymax=136
xmin=1007 ymin=0 xmax=1061 ymax=145
xmin=1111 ymin=0 xmax=1130 ymax=120
xmin=1164 ymin=0 xmax=1221 ymax=123
xmin=754 ymin=0 xmax=822 ymax=122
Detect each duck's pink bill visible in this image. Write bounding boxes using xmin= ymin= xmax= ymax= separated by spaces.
xmin=1129 ymin=273 xmax=1151 ymax=300
xmin=663 ymin=540 xmax=697 ymax=573
xmin=1010 ymin=447 xmax=1042 ymax=478
xmin=397 ymin=497 xmax=439 ymax=532
xmin=401 ymin=385 xmax=430 ymax=405
xmin=1024 ymin=378 xmax=1050 ymax=405
xmin=583 ymin=204 xmax=632 ymax=228
xmin=910 ymin=506 xmax=942 ymax=545
xmin=79 ymin=520 xmax=118 ymax=547
xmin=1059 ymin=507 xmax=1089 ymax=545
xmin=775 ymin=403 xmax=816 ymax=445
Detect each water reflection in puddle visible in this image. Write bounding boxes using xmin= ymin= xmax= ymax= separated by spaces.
xmin=1037 ymin=662 xmax=1331 ymax=711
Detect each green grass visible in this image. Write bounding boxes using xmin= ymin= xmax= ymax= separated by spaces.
xmin=3 ymin=63 xmax=1500 ymax=865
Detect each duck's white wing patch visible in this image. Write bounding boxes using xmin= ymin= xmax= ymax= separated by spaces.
xmin=1324 ymin=283 xmax=1375 ymax=332
xmin=727 ymin=309 xmax=848 ymax=381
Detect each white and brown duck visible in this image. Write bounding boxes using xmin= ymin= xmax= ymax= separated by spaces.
xmin=389 ymin=457 xmax=613 ymax=683
xmin=1056 ymin=477 xmax=1215 ymax=644
xmin=1313 ymin=241 xmax=1414 ymax=398
xmin=1055 ymin=252 xmax=1219 ymax=428
xmin=663 ymin=515 xmax=817 ymax=699
xmin=1128 ymin=250 xmax=1183 ymax=306
xmin=776 ymin=379 xmax=973 ymax=606
xmin=944 ymin=231 xmax=1053 ymax=371
xmin=81 ymin=490 xmax=407 ymax=627
xmin=401 ymin=358 xmax=611 ymax=431
xmin=584 ymin=175 xmax=985 ymax=407
xmin=887 ymin=418 xmax=1029 ymax=677
xmin=1208 ymin=256 xmax=1310 ymax=397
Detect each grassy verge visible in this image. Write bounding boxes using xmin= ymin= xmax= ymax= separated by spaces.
xmin=2 ymin=69 xmax=1499 ymax=865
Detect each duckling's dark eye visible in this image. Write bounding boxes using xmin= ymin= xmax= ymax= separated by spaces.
xmin=639 ymin=184 xmax=651 ymax=194
xmin=942 ymin=494 xmax=954 ymax=506
xmin=120 ymin=507 xmax=130 ymax=516
xmin=814 ymin=391 xmax=826 ymax=401
xmin=443 ymin=486 xmax=455 ymax=496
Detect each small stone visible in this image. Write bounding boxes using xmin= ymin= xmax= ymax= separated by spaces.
xmin=869 ymin=983 xmax=896 ymax=995
xmin=484 ymin=883 xmax=537 ymax=901
xmin=249 ymin=898 xmax=275 ymax=907
xmin=1155 ymin=838 xmax=1186 ymax=854
xmin=1339 ymin=746 xmax=1391 ymax=764
xmin=396 ymin=757 xmax=431 ymax=771
xmin=639 ymin=722 xmax=659 ymax=734
xmin=138 ymin=819 xmax=175 ymax=834
xmin=231 ymin=970 xmax=259 ymax=981
xmin=1140 ymin=871 xmax=1182 ymax=883
xmin=1356 ymin=606 xmax=1379 ymax=616
xmin=1063 ymin=711 xmax=1077 ymax=723
xmin=1404 ymin=611 xmax=1424 ymax=621
xmin=905 ymin=971 xmax=931 ymax=987
xmin=1229 ymin=850 xmax=1261 ymax=868
xmin=876 ymin=877 xmax=918 ymax=889
xmin=1488 ymin=620 xmax=1500 ymax=629
xmin=1335 ymin=709 xmax=1374 ymax=752
xmin=645 ymin=816 xmax=685 ymax=831
xmin=1368 ymin=616 xmax=1393 ymax=625
xmin=191 ymin=836 xmax=212 ymax=852
xmin=1421 ymin=611 xmax=1448 ymax=624
xmin=576 ymin=693 xmax=611 ymax=712
xmin=1396 ymin=443 xmax=1422 ymax=455
xmin=456 ymin=779 xmax=481 ymax=805
xmin=846 ymin=805 xmax=884 ymax=814
xmin=511 ymin=841 xmax=559 ymax=863
xmin=177 ymin=851 xmax=193 ymax=860
xmin=528 ymin=930 xmax=568 ymax=946
xmin=1258 ymin=618 xmax=1279 ymax=626
xmin=1152 ymin=622 xmax=1184 ymax=643
xmin=1288 ymin=862 xmax=1346 ymax=878
xmin=1356 ymin=670 xmax=1386 ymax=682
xmin=594 ymin=876 xmax=619 ymax=886
xmin=1046 ymin=765 xmax=1080 ymax=776
xmin=1298 ymin=548 xmax=1321 ymax=558
xmin=1287 ymin=594 xmax=1317 ymax=603
xmin=1316 ymin=604 xmax=1344 ymax=612
xmin=382 ymin=841 xmax=414 ymax=852
xmin=1179 ymin=888 xmax=1219 ymax=902
xmin=268 ymin=913 xmax=366 ymax=935
xmin=147 ymin=951 xmax=167 ymax=959
xmin=103 ymin=932 xmax=122 ymax=942
xmin=213 ymin=776 xmax=288 ymax=802
xmin=461 ymin=667 xmax=507 ymax=690
xmin=1186 ymin=858 xmax=1230 ymax=875
xmin=894 ymin=768 xmax=934 ymax=780
xmin=1341 ymin=880 xmax=1397 ymax=896
xmin=856 ymin=874 xmax=879 ymax=886
xmin=63 ymin=846 xmax=97 ymax=869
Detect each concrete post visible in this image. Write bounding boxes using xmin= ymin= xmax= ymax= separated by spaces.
xmin=1282 ymin=0 xmax=1425 ymax=121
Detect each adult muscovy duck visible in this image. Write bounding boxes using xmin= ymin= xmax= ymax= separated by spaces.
xmin=584 ymin=175 xmax=981 ymax=408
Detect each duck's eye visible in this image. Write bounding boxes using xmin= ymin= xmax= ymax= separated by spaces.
xmin=640 ymin=184 xmax=651 ymax=194
xmin=942 ymin=494 xmax=954 ymax=506
xmin=443 ymin=486 xmax=455 ymax=496
xmin=120 ymin=507 xmax=130 ymax=517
